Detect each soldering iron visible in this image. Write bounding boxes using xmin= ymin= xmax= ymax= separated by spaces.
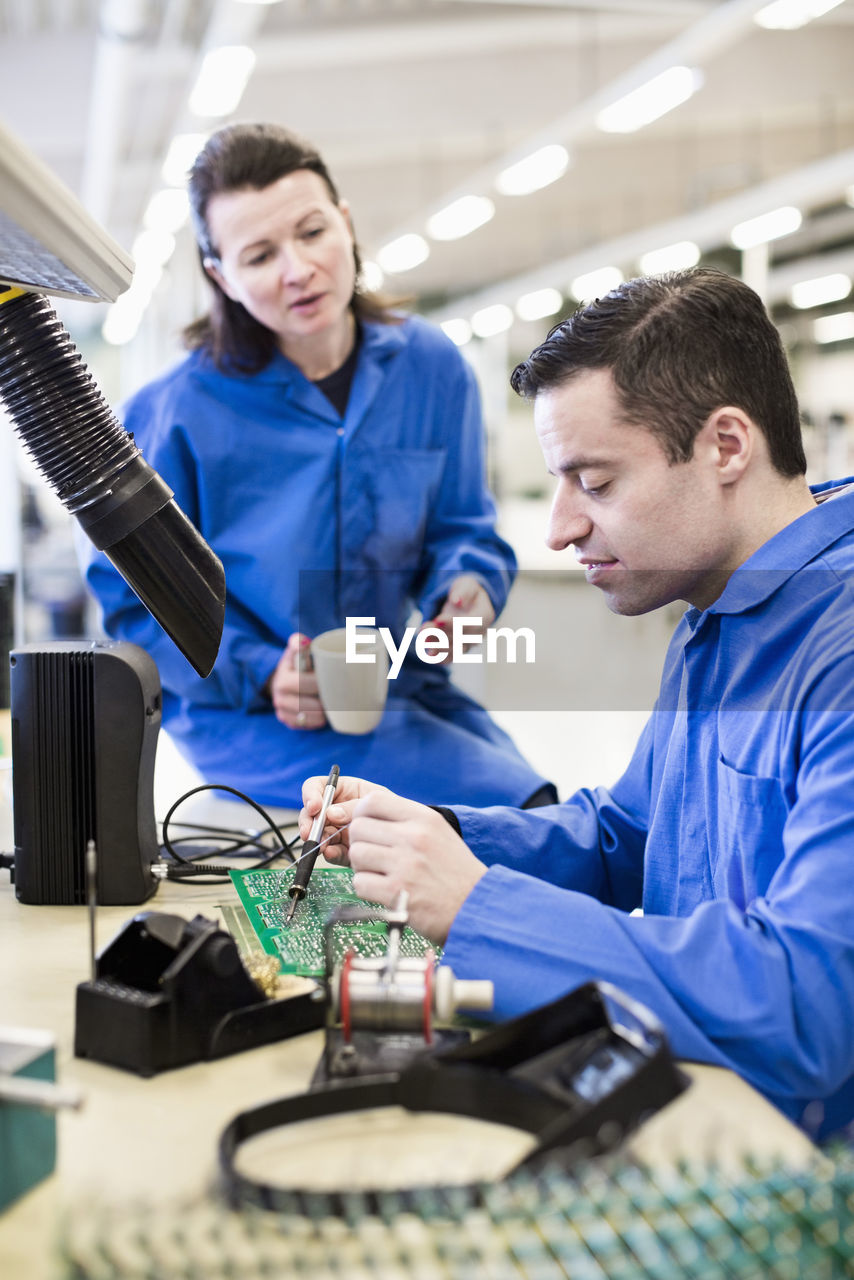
xmin=286 ymin=764 xmax=339 ymax=923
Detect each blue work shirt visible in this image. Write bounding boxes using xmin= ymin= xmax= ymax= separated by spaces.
xmin=80 ymin=315 xmax=548 ymax=809
xmin=445 ymin=479 xmax=854 ymax=1138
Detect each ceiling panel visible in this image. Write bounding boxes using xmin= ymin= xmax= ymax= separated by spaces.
xmin=0 ymin=0 xmax=853 ymax=333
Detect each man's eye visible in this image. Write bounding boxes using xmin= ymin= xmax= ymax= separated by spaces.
xmin=582 ymin=481 xmax=610 ymax=496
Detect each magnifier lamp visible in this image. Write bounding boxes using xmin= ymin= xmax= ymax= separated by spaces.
xmin=0 ymin=118 xmax=224 ymax=677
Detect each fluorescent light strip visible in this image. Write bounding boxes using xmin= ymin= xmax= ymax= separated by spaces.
xmin=103 ymin=301 xmax=143 ymax=347
xmin=144 ymin=189 xmax=190 ymax=235
xmin=596 ymin=66 xmax=703 ymax=135
xmin=441 ymin=318 xmax=473 ymax=346
xmin=162 ymin=134 xmax=208 ymax=187
xmin=639 ymin=240 xmax=700 ymax=275
xmin=103 ymin=256 xmax=166 ymax=347
xmin=495 ymin=145 xmax=569 ymax=197
xmin=376 ymin=233 xmax=429 ymax=274
xmin=755 ymin=0 xmax=845 ymax=30
xmin=359 ymin=260 xmax=385 ymax=292
xmin=814 ymin=311 xmax=854 ymax=343
xmin=515 ymin=287 xmax=563 ymax=322
xmin=189 ymin=46 xmax=256 ymax=118
xmin=791 ymin=273 xmax=851 ymax=309
xmin=570 ymin=267 xmax=624 ymax=302
xmin=730 ymin=205 xmax=802 ymax=249
xmin=132 ymin=228 xmax=175 ymax=270
xmin=427 ymin=195 xmax=495 ymax=242
xmin=471 ymin=304 xmax=513 ymax=338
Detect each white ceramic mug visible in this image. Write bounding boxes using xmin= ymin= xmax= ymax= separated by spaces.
xmin=310 ymin=626 xmax=391 ymax=734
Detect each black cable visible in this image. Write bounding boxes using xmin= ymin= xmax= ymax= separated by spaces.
xmin=160 ymin=783 xmax=300 ymax=883
xmin=163 ymin=832 xmax=265 ymax=860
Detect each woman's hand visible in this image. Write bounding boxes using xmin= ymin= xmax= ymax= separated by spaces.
xmin=419 ymin=574 xmax=495 ymax=664
xmin=267 ymin=633 xmax=326 ymax=730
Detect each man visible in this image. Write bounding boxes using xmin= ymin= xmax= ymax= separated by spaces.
xmin=300 ymin=267 xmax=854 ymax=1139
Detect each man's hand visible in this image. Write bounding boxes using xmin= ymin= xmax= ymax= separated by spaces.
xmin=347 ymin=790 xmax=487 ymax=944
xmin=299 ymin=774 xmax=390 ymax=861
xmin=267 ymin=633 xmax=326 ymax=730
xmin=419 ymin=574 xmax=496 ymax=664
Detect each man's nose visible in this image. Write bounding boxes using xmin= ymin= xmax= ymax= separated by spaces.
xmin=546 ymin=487 xmax=592 ymax=551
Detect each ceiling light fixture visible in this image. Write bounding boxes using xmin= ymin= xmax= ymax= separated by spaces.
xmin=730 ymin=205 xmax=802 ymax=248
xmin=639 ymin=241 xmax=701 ymax=275
xmin=102 ymin=298 xmax=143 ymax=347
xmin=570 ymin=267 xmax=624 ymax=302
xmin=162 ymin=134 xmax=208 ymax=187
xmin=754 ymin=0 xmax=845 ymax=30
xmin=359 ymin=259 xmax=385 ymax=292
xmin=790 ymin=273 xmax=852 ymax=309
xmin=440 ymin=319 xmax=473 ymax=346
xmin=427 ymin=195 xmax=495 ymax=242
xmin=596 ymin=66 xmax=703 ymax=134
xmin=132 ymin=228 xmax=176 ymax=270
xmin=189 ymin=46 xmax=256 ymax=118
xmin=814 ymin=312 xmax=854 ymax=343
xmin=103 ymin=264 xmax=165 ymax=348
xmin=471 ymin=304 xmax=514 ymax=338
xmin=376 ymin=233 xmax=430 ymax=274
xmin=495 ymin=145 xmax=570 ymax=197
xmin=515 ymin=287 xmax=563 ymax=322
xmin=143 ymin=189 xmax=190 ymax=235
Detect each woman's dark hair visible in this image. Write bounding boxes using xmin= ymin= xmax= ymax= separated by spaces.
xmin=511 ymin=266 xmax=806 ymax=478
xmin=183 ymin=122 xmax=408 ymax=372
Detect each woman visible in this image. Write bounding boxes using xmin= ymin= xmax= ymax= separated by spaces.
xmin=82 ymin=122 xmax=554 ymax=810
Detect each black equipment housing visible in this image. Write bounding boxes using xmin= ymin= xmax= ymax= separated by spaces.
xmin=74 ymin=911 xmax=325 ymax=1076
xmin=11 ymin=640 xmax=160 ymax=905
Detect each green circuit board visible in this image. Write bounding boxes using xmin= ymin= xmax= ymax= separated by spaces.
xmin=229 ymin=864 xmax=438 ymax=977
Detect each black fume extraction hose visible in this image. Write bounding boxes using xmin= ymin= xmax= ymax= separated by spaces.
xmin=0 ymin=288 xmax=225 ymax=677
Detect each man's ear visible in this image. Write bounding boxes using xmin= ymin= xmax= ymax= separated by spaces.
xmin=705 ymin=406 xmax=753 ymax=487
xmin=203 ymin=256 xmax=236 ymax=301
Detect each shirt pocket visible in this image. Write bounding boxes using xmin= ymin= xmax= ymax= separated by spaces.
xmin=713 ymin=756 xmax=789 ymax=907
xmin=350 ymin=448 xmax=447 ymax=569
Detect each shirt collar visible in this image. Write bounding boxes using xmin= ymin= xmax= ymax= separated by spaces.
xmin=686 ymin=475 xmax=854 ymax=623
xmin=359 ymin=316 xmax=408 ymax=361
xmin=248 ymin=316 xmax=407 ymax=386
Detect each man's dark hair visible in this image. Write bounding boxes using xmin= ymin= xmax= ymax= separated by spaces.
xmin=183 ymin=122 xmax=407 ymax=372
xmin=510 ymin=267 xmax=806 ymax=477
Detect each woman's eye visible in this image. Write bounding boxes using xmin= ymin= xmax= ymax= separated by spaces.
xmin=247 ymin=249 xmax=273 ymax=266
xmin=302 ymin=226 xmax=323 ymax=240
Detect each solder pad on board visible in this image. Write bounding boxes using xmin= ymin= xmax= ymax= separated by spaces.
xmin=229 ymin=865 xmax=438 ymax=977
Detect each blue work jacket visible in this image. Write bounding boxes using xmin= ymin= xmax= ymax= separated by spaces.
xmin=445 ymin=479 xmax=854 ymax=1138
xmin=80 ymin=315 xmax=547 ymax=809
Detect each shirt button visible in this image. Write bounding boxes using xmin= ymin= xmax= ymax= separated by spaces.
xmin=337 ymin=427 xmax=344 ymax=436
